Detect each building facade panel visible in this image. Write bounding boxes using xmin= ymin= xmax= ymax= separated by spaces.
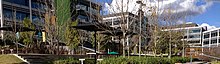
xmin=0 ymin=0 xmax=52 ymax=39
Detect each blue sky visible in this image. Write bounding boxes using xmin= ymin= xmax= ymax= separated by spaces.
xmin=192 ymin=2 xmax=220 ymax=27
xmin=99 ymin=0 xmax=220 ymax=27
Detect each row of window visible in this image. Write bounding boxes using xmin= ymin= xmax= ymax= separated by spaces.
xmin=3 ymin=9 xmax=43 ymax=22
xmin=76 ymin=4 xmax=99 ymax=15
xmin=189 ymin=41 xmax=200 ymax=43
xmin=3 ymin=9 xmax=27 ymax=20
xmin=189 ymin=29 xmax=201 ymax=33
xmin=189 ymin=35 xmax=200 ymax=38
xmin=31 ymin=2 xmax=46 ymax=10
xmin=4 ymin=0 xmax=46 ymax=10
xmin=4 ymin=0 xmax=29 ymax=6
xmin=204 ymin=31 xmax=220 ymax=38
xmin=203 ymin=39 xmax=220 ymax=45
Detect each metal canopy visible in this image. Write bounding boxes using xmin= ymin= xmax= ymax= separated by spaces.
xmin=100 ymin=30 xmax=138 ymax=36
xmin=0 ymin=26 xmax=35 ymax=32
xmin=72 ymin=22 xmax=115 ymax=31
xmin=72 ymin=22 xmax=115 ymax=64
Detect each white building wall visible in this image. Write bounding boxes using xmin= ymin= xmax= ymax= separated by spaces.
xmin=202 ymin=28 xmax=220 ymax=47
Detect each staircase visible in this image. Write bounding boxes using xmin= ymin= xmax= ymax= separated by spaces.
xmin=18 ymin=54 xmax=54 ymax=64
xmin=17 ymin=54 xmax=91 ymax=64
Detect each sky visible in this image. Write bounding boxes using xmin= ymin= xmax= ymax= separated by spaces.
xmin=192 ymin=2 xmax=220 ymax=27
xmin=98 ymin=0 xmax=220 ymax=30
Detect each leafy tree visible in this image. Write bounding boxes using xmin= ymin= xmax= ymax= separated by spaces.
xmin=19 ymin=18 xmax=35 ymax=53
xmin=64 ymin=20 xmax=81 ymax=52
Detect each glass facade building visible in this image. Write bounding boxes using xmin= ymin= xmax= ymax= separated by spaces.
xmin=0 ymin=0 xmax=53 ymax=39
xmin=71 ymin=0 xmax=101 ymax=23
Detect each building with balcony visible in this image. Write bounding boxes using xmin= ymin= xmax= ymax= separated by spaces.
xmin=103 ymin=12 xmax=140 ymax=32
xmin=102 ymin=12 xmax=148 ymax=53
xmin=163 ymin=23 xmax=207 ymax=47
xmin=70 ymin=0 xmax=101 ymax=24
xmin=202 ymin=28 xmax=220 ymax=47
xmin=0 ymin=0 xmax=53 ymax=40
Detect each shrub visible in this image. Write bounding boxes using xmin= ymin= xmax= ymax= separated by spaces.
xmin=84 ymin=59 xmax=96 ymax=64
xmin=171 ymin=57 xmax=190 ymax=63
xmin=211 ymin=61 xmax=220 ymax=64
xmin=99 ymin=56 xmax=192 ymax=64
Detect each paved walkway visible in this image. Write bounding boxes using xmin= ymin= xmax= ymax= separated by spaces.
xmin=175 ymin=61 xmax=208 ymax=64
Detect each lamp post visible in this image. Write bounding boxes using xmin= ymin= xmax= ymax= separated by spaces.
xmin=136 ymin=0 xmax=145 ymax=58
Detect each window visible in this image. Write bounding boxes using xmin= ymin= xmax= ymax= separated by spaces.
xmin=3 ymin=9 xmax=13 ymax=20
xmin=204 ymin=33 xmax=209 ymax=38
xmin=211 ymin=31 xmax=217 ymax=37
xmin=204 ymin=41 xmax=209 ymax=45
xmin=32 ymin=15 xmax=41 ymax=22
xmin=189 ymin=41 xmax=200 ymax=43
xmin=76 ymin=5 xmax=87 ymax=11
xmin=78 ymin=15 xmax=88 ymax=22
xmin=189 ymin=29 xmax=200 ymax=33
xmin=189 ymin=35 xmax=200 ymax=38
xmin=219 ymin=39 xmax=220 ymax=43
xmin=219 ymin=30 xmax=220 ymax=36
xmin=5 ymin=0 xmax=29 ymax=6
xmin=32 ymin=2 xmax=46 ymax=10
xmin=16 ymin=12 xmax=27 ymax=20
xmin=211 ymin=39 xmax=217 ymax=44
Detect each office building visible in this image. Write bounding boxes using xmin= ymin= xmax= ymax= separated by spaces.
xmin=0 ymin=0 xmax=54 ymax=39
xmin=163 ymin=23 xmax=207 ymax=47
xmin=71 ymin=0 xmax=101 ymax=23
xmin=202 ymin=28 xmax=220 ymax=47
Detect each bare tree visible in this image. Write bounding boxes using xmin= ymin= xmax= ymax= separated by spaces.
xmin=100 ymin=0 xmax=147 ymax=58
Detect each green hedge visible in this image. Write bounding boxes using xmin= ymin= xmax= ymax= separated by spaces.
xmin=99 ymin=56 xmax=192 ymax=64
xmin=52 ymin=56 xmax=192 ymax=64
xmin=53 ymin=58 xmax=95 ymax=64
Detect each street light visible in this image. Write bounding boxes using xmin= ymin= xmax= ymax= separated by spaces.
xmin=136 ymin=0 xmax=145 ymax=58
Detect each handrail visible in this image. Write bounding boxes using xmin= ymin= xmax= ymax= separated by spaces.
xmin=200 ymin=53 xmax=220 ymax=60
xmin=79 ymin=46 xmax=101 ymax=53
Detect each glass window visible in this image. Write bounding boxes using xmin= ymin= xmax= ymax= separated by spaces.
xmin=211 ymin=39 xmax=217 ymax=44
xmin=5 ymin=0 xmax=29 ymax=6
xmin=219 ymin=30 xmax=220 ymax=36
xmin=219 ymin=39 xmax=220 ymax=43
xmin=16 ymin=12 xmax=27 ymax=20
xmin=78 ymin=15 xmax=88 ymax=22
xmin=32 ymin=15 xmax=41 ymax=22
xmin=204 ymin=33 xmax=209 ymax=38
xmin=204 ymin=41 xmax=209 ymax=45
xmin=189 ymin=29 xmax=200 ymax=33
xmin=3 ymin=9 xmax=13 ymax=20
xmin=189 ymin=41 xmax=200 ymax=43
xmin=189 ymin=35 xmax=200 ymax=38
xmin=31 ymin=2 xmax=45 ymax=11
xmin=76 ymin=5 xmax=87 ymax=11
xmin=211 ymin=31 xmax=217 ymax=37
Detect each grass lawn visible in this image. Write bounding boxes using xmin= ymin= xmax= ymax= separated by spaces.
xmin=0 ymin=54 xmax=26 ymax=64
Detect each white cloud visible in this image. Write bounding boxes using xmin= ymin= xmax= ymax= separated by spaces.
xmin=103 ymin=0 xmax=214 ymax=23
xmin=199 ymin=23 xmax=216 ymax=30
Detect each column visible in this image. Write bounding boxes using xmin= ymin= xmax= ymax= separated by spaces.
xmin=126 ymin=36 xmax=129 ymax=57
xmin=217 ymin=30 xmax=219 ymax=46
xmin=0 ymin=0 xmax=3 ymax=39
xmin=29 ymin=0 xmax=32 ymax=22
xmin=209 ymin=32 xmax=211 ymax=47
xmin=202 ymin=30 xmax=204 ymax=53
xmin=200 ymin=28 xmax=202 ymax=44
